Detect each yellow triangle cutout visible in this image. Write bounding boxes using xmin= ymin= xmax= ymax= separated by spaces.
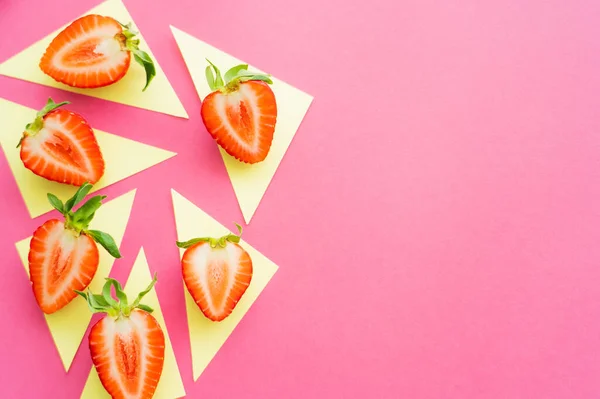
xmin=0 ymin=0 xmax=187 ymax=119
xmin=16 ymin=189 xmax=136 ymax=372
xmin=0 ymin=97 xmax=176 ymax=218
xmin=171 ymin=189 xmax=279 ymax=381
xmin=171 ymin=26 xmax=313 ymax=223
xmin=81 ymin=247 xmax=186 ymax=399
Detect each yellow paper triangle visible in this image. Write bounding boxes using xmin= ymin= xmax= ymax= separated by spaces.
xmin=0 ymin=97 xmax=176 ymax=218
xmin=0 ymin=0 xmax=187 ymax=118
xmin=171 ymin=26 xmax=313 ymax=223
xmin=80 ymin=247 xmax=186 ymax=399
xmin=16 ymin=189 xmax=136 ymax=372
xmin=171 ymin=189 xmax=279 ymax=381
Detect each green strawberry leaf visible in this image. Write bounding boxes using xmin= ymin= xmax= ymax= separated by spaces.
xmin=64 ymin=182 xmax=93 ymax=212
xmin=71 ymin=195 xmax=105 ymax=227
xmin=205 ymin=61 xmax=273 ymax=92
xmin=87 ymin=230 xmax=121 ymax=258
xmin=38 ymin=98 xmax=70 ymax=117
xmin=221 ymin=222 xmax=243 ymax=244
xmin=88 ymin=291 xmax=108 ymax=311
xmin=111 ymin=278 xmax=128 ymax=307
xmin=238 ymin=74 xmax=273 ymax=85
xmin=92 ymin=294 xmax=109 ymax=307
xmin=206 ymin=59 xmax=224 ymax=89
xmin=205 ymin=66 xmax=216 ymax=91
xmin=136 ymin=303 xmax=154 ymax=313
xmin=74 ymin=290 xmax=87 ymax=300
xmin=75 ymin=289 xmax=110 ymax=313
xmin=131 ymin=272 xmax=158 ymax=309
xmin=120 ymin=22 xmax=155 ymax=91
xmin=102 ymin=279 xmax=119 ymax=307
xmin=47 ymin=194 xmax=65 ymax=214
xmin=116 ymin=20 xmax=133 ymax=31
xmin=176 ymin=237 xmax=211 ymax=248
xmin=235 ymin=223 xmax=243 ymax=235
xmin=224 ymin=64 xmax=248 ymax=83
xmin=132 ymin=49 xmax=156 ymax=91
xmin=177 ymin=223 xmax=244 ymax=249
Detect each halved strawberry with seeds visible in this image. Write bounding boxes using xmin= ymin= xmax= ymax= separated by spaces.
xmin=39 ymin=15 xmax=155 ymax=91
xmin=28 ymin=182 xmax=121 ymax=314
xmin=76 ymin=275 xmax=165 ymax=399
xmin=200 ymin=61 xmax=277 ymax=164
xmin=177 ymin=224 xmax=253 ymax=321
xmin=18 ymin=98 xmax=105 ymax=186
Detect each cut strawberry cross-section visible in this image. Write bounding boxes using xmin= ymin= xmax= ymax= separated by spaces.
xmin=18 ymin=98 xmax=105 ymax=186
xmin=76 ymin=275 xmax=165 ymax=399
xmin=200 ymin=61 xmax=278 ymax=164
xmin=177 ymin=223 xmax=253 ymax=321
xmin=28 ymin=182 xmax=121 ymax=314
xmin=39 ymin=15 xmax=155 ymax=91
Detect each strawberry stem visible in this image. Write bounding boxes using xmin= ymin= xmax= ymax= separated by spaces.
xmin=18 ymin=98 xmax=69 ymax=147
xmin=204 ymin=60 xmax=273 ymax=93
xmin=116 ymin=21 xmax=156 ymax=91
xmin=75 ymin=273 xmax=158 ymax=318
xmin=176 ymin=223 xmax=243 ymax=249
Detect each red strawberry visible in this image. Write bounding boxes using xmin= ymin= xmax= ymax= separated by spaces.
xmin=18 ymin=98 xmax=105 ymax=186
xmin=28 ymin=183 xmax=121 ymax=314
xmin=200 ymin=61 xmax=278 ymax=164
xmin=40 ymin=15 xmax=155 ymax=91
xmin=76 ymin=275 xmax=165 ymax=399
xmin=177 ymin=224 xmax=253 ymax=321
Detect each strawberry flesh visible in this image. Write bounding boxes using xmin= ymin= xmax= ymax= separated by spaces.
xmin=29 ymin=219 xmax=99 ymax=314
xmin=39 ymin=15 xmax=130 ymax=88
xmin=20 ymin=109 xmax=105 ymax=185
xmin=201 ymin=80 xmax=277 ymax=164
xmin=90 ymin=310 xmax=165 ymax=399
xmin=182 ymin=241 xmax=253 ymax=321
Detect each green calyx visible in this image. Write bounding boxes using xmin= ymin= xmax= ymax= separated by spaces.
xmin=75 ymin=273 xmax=157 ymax=318
xmin=47 ymin=182 xmax=121 ymax=259
xmin=205 ymin=59 xmax=273 ymax=93
xmin=176 ymin=223 xmax=243 ymax=249
xmin=116 ymin=21 xmax=156 ymax=91
xmin=17 ymin=98 xmax=69 ymax=148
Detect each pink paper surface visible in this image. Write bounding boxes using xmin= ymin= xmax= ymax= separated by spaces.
xmin=1 ymin=0 xmax=600 ymax=398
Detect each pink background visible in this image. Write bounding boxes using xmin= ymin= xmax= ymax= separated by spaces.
xmin=1 ymin=0 xmax=600 ymax=398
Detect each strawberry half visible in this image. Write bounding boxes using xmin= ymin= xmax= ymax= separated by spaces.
xmin=39 ymin=15 xmax=156 ymax=91
xmin=76 ymin=275 xmax=165 ymax=399
xmin=200 ymin=61 xmax=278 ymax=164
xmin=18 ymin=98 xmax=105 ymax=186
xmin=28 ymin=182 xmax=121 ymax=314
xmin=177 ymin=224 xmax=253 ymax=321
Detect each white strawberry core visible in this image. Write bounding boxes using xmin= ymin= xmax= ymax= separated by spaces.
xmin=27 ymin=126 xmax=58 ymax=152
xmin=40 ymin=227 xmax=91 ymax=301
xmin=216 ymin=84 xmax=262 ymax=152
xmin=22 ymin=112 xmax=94 ymax=179
xmin=94 ymin=38 xmax=121 ymax=57
xmin=49 ymin=22 xmax=129 ymax=84
xmin=189 ymin=243 xmax=245 ymax=311
xmin=51 ymin=229 xmax=78 ymax=276
xmin=99 ymin=314 xmax=149 ymax=399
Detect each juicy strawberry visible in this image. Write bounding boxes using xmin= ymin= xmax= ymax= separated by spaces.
xmin=29 ymin=219 xmax=99 ymax=314
xmin=18 ymin=98 xmax=105 ymax=186
xmin=28 ymin=183 xmax=121 ymax=314
xmin=77 ymin=276 xmax=165 ymax=399
xmin=39 ymin=15 xmax=155 ymax=91
xmin=177 ymin=224 xmax=253 ymax=321
xmin=200 ymin=61 xmax=277 ymax=164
